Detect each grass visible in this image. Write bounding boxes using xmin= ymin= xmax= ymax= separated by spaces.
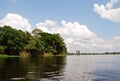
xmin=0 ymin=54 xmax=20 ymax=58
xmin=0 ymin=53 xmax=66 ymax=58
xmin=0 ymin=54 xmax=29 ymax=58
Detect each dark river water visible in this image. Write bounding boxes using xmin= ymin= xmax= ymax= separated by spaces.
xmin=0 ymin=55 xmax=120 ymax=81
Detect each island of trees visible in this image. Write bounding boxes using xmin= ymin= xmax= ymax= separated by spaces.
xmin=0 ymin=26 xmax=67 ymax=57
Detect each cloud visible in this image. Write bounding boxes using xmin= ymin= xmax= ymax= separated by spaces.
xmin=0 ymin=13 xmax=32 ymax=32
xmin=36 ymin=20 xmax=120 ymax=53
xmin=94 ymin=0 xmax=120 ymax=23
xmin=111 ymin=36 xmax=120 ymax=51
xmin=0 ymin=13 xmax=119 ymax=53
xmin=106 ymin=0 xmax=118 ymax=9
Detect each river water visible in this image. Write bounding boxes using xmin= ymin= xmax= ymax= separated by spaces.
xmin=0 ymin=55 xmax=120 ymax=81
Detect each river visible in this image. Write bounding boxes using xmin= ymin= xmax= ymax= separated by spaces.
xmin=0 ymin=55 xmax=120 ymax=81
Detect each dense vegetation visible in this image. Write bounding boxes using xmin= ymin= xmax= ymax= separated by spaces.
xmin=0 ymin=26 xmax=67 ymax=56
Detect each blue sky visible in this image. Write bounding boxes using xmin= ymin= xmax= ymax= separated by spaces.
xmin=0 ymin=0 xmax=120 ymax=52
xmin=0 ymin=0 xmax=120 ymax=38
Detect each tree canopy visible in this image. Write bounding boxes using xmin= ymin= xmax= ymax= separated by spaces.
xmin=0 ymin=26 xmax=67 ymax=56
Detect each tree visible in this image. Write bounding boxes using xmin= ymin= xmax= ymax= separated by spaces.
xmin=39 ymin=33 xmax=67 ymax=55
xmin=0 ymin=27 xmax=6 ymax=54
xmin=32 ymin=28 xmax=43 ymax=38
xmin=0 ymin=26 xmax=29 ymax=55
xmin=31 ymin=29 xmax=45 ymax=56
xmin=0 ymin=26 xmax=67 ymax=56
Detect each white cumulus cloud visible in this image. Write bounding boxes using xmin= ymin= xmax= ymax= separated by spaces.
xmin=106 ymin=0 xmax=118 ymax=9
xmin=36 ymin=20 xmax=120 ymax=53
xmin=0 ymin=13 xmax=119 ymax=53
xmin=0 ymin=13 xmax=32 ymax=32
xmin=94 ymin=0 xmax=120 ymax=23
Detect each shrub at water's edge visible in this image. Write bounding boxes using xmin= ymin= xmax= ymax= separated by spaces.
xmin=43 ymin=53 xmax=66 ymax=57
xmin=0 ymin=26 xmax=67 ymax=57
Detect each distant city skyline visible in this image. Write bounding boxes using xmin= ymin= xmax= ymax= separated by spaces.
xmin=0 ymin=0 xmax=120 ymax=53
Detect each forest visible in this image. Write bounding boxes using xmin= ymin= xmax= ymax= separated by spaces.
xmin=0 ymin=26 xmax=67 ymax=56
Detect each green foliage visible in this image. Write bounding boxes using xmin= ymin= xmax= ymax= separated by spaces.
xmin=0 ymin=26 xmax=67 ymax=56
xmin=39 ymin=33 xmax=67 ymax=55
xmin=0 ymin=26 xmax=26 ymax=54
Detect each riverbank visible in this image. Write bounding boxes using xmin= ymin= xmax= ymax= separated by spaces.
xmin=68 ymin=52 xmax=120 ymax=55
xmin=43 ymin=53 xmax=66 ymax=57
xmin=0 ymin=54 xmax=20 ymax=58
xmin=0 ymin=53 xmax=66 ymax=58
xmin=0 ymin=54 xmax=29 ymax=58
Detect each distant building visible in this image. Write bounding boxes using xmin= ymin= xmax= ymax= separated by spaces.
xmin=76 ymin=50 xmax=80 ymax=55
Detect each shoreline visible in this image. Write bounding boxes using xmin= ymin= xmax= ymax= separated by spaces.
xmin=68 ymin=52 xmax=120 ymax=55
xmin=0 ymin=52 xmax=120 ymax=58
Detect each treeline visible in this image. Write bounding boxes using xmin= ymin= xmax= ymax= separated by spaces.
xmin=0 ymin=26 xmax=67 ymax=56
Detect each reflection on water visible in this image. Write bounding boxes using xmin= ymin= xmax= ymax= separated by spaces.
xmin=0 ymin=55 xmax=120 ymax=81
xmin=0 ymin=56 xmax=66 ymax=81
xmin=64 ymin=55 xmax=120 ymax=81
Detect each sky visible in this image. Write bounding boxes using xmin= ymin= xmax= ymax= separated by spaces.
xmin=0 ymin=0 xmax=120 ymax=53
